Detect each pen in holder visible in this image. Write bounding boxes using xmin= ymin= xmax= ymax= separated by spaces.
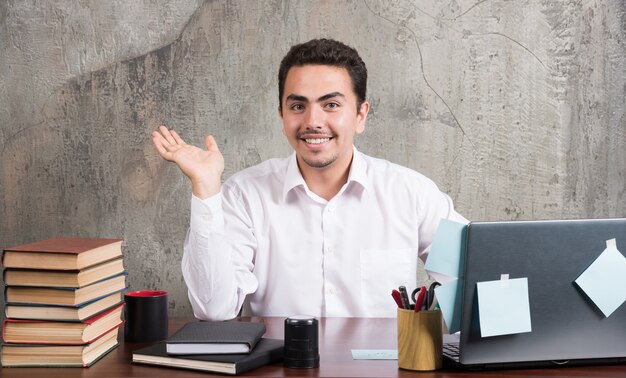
xmin=397 ymin=308 xmax=443 ymax=371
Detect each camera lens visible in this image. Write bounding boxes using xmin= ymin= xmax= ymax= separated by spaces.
xmin=283 ymin=315 xmax=319 ymax=368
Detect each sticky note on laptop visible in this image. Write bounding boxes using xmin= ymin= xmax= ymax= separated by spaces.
xmin=476 ymin=275 xmax=532 ymax=338
xmin=425 ymin=219 xmax=468 ymax=281
xmin=574 ymin=239 xmax=626 ymax=317
xmin=426 ymin=219 xmax=468 ymax=334
xmin=436 ymin=279 xmax=463 ymax=334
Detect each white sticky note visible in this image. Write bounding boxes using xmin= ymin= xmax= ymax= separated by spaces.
xmin=476 ymin=277 xmax=532 ymax=338
xmin=575 ymin=240 xmax=626 ymax=317
xmin=425 ymin=219 xmax=468 ymax=282
xmin=351 ymin=349 xmax=397 ymax=360
xmin=436 ymin=279 xmax=463 ymax=334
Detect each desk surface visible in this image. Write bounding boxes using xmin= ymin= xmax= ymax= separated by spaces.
xmin=2 ymin=316 xmax=625 ymax=377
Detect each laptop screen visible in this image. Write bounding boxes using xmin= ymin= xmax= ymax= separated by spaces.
xmin=456 ymin=218 xmax=626 ymax=367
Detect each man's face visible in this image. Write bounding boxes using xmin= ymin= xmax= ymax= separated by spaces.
xmin=279 ymin=65 xmax=369 ymax=174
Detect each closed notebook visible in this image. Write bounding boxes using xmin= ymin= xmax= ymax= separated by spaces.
xmin=166 ymin=321 xmax=266 ymax=354
xmin=1 ymin=323 xmax=121 ymax=367
xmin=133 ymin=338 xmax=283 ymax=375
xmin=4 ymin=291 xmax=124 ymax=321
xmin=2 ymin=237 xmax=123 ymax=270
xmin=2 ymin=303 xmax=124 ymax=344
xmin=5 ymin=272 xmax=127 ymax=306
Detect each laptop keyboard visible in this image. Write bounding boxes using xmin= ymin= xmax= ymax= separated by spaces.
xmin=443 ymin=342 xmax=460 ymax=362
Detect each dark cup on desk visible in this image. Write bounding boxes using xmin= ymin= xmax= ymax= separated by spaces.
xmin=284 ymin=315 xmax=320 ymax=368
xmin=124 ymin=290 xmax=168 ymax=342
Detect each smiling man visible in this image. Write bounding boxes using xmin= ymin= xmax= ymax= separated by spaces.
xmin=152 ymin=39 xmax=466 ymax=320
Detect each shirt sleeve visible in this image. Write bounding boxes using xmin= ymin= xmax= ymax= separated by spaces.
xmin=182 ymin=191 xmax=258 ymax=321
xmin=416 ymin=180 xmax=468 ymax=263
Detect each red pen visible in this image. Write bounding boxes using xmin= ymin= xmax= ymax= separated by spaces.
xmin=391 ymin=289 xmax=404 ymax=309
xmin=413 ymin=286 xmax=427 ymax=312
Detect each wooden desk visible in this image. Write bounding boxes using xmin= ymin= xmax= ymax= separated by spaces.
xmin=2 ymin=317 xmax=625 ymax=377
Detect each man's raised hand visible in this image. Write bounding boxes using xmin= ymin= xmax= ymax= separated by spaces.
xmin=152 ymin=125 xmax=224 ymax=199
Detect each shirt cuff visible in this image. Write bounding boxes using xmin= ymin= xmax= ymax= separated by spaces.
xmin=190 ymin=193 xmax=225 ymax=236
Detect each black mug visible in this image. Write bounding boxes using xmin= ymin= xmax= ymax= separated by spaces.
xmin=124 ymin=290 xmax=168 ymax=342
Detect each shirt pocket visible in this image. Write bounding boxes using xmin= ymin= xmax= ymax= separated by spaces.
xmin=360 ymin=247 xmax=417 ymax=317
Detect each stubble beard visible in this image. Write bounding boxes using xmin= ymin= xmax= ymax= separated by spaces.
xmin=300 ymin=152 xmax=339 ymax=169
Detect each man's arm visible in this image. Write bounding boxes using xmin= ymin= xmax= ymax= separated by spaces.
xmin=417 ymin=180 xmax=468 ymax=263
xmin=182 ymin=193 xmax=258 ymax=320
xmin=152 ymin=126 xmax=256 ymax=320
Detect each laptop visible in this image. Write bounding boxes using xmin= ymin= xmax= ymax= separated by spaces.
xmin=443 ymin=218 xmax=626 ymax=369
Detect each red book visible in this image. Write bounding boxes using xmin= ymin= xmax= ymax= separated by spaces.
xmin=2 ymin=303 xmax=124 ymax=345
xmin=2 ymin=237 xmax=123 ymax=270
xmin=1 ymin=323 xmax=121 ymax=367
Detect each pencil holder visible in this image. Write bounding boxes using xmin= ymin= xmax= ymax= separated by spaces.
xmin=397 ymin=308 xmax=443 ymax=371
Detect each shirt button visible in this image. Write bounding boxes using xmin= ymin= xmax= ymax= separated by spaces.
xmin=202 ymin=213 xmax=212 ymax=222
xmin=325 ymin=245 xmax=335 ymax=254
xmin=328 ymin=287 xmax=337 ymax=295
xmin=327 ymin=206 xmax=335 ymax=213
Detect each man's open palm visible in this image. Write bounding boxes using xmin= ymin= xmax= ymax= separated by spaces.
xmin=152 ymin=125 xmax=224 ymax=198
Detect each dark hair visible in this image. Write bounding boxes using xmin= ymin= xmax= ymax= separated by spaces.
xmin=278 ymin=38 xmax=367 ymax=112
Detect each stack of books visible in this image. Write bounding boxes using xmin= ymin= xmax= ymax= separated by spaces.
xmin=133 ymin=321 xmax=284 ymax=375
xmin=1 ymin=237 xmax=127 ymax=367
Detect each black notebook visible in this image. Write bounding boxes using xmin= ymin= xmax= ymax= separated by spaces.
xmin=165 ymin=321 xmax=266 ymax=354
xmin=132 ymin=338 xmax=284 ymax=375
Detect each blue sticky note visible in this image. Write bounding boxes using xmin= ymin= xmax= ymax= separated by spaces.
xmin=574 ymin=240 xmax=626 ymax=317
xmin=425 ymin=219 xmax=468 ymax=280
xmin=476 ymin=276 xmax=532 ymax=338
xmin=436 ymin=279 xmax=463 ymax=333
xmin=351 ymin=349 xmax=397 ymax=360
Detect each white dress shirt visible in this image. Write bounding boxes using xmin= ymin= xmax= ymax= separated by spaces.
xmin=182 ymin=147 xmax=467 ymax=320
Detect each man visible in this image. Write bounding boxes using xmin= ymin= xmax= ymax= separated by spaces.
xmin=152 ymin=38 xmax=466 ymax=320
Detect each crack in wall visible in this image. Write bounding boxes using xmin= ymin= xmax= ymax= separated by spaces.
xmin=362 ymin=0 xmax=473 ymax=147
xmin=409 ymin=0 xmax=547 ymax=69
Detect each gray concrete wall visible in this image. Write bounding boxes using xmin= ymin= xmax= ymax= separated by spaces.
xmin=1 ymin=0 xmax=625 ymax=316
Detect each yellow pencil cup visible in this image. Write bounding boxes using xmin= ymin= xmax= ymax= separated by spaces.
xmin=397 ymin=308 xmax=443 ymax=371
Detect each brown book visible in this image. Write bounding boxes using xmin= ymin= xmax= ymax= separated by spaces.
xmin=2 ymin=304 xmax=124 ymax=345
xmin=2 ymin=237 xmax=123 ymax=270
xmin=3 ymin=257 xmax=125 ymax=288
xmin=1 ymin=324 xmax=121 ymax=367
xmin=5 ymin=273 xmax=127 ymax=306
xmin=5 ymin=291 xmax=124 ymax=321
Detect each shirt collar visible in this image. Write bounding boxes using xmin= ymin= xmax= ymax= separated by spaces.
xmin=283 ymin=152 xmax=307 ymax=200
xmin=282 ymin=146 xmax=369 ymax=201
xmin=347 ymin=146 xmax=369 ymax=191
